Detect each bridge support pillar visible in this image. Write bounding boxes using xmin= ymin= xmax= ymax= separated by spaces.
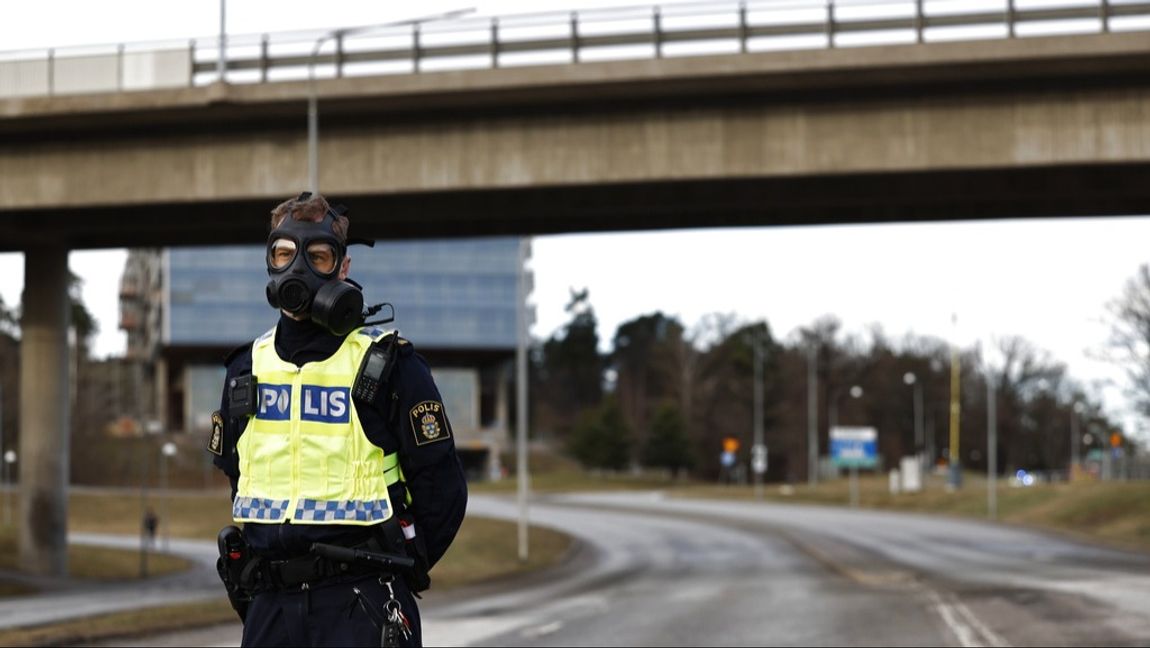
xmin=18 ymin=247 xmax=70 ymax=576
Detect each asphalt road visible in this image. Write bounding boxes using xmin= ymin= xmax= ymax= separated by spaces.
xmin=76 ymin=492 xmax=1150 ymax=646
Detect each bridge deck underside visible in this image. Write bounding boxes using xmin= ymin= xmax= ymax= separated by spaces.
xmin=5 ymin=165 xmax=1150 ymax=250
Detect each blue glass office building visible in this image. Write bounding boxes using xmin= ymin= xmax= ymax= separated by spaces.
xmin=166 ymin=238 xmax=522 ymax=350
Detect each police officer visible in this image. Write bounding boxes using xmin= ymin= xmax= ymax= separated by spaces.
xmin=208 ymin=193 xmax=468 ymax=647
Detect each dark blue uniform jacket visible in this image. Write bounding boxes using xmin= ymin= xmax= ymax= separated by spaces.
xmin=211 ymin=314 xmax=468 ymax=570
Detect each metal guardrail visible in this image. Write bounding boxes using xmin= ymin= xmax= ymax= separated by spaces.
xmin=2 ymin=0 xmax=1149 ymax=98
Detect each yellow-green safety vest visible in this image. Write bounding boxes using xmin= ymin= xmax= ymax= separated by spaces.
xmin=233 ymin=325 xmax=402 ymax=526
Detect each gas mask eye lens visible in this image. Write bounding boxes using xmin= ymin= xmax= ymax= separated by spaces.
xmin=306 ymin=242 xmax=337 ymax=275
xmin=269 ymin=239 xmax=297 ymax=270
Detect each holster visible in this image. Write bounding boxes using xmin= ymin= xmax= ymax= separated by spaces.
xmin=216 ymin=525 xmax=256 ymax=621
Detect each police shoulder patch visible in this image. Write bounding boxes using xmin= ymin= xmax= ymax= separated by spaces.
xmin=207 ymin=411 xmax=224 ymax=456
xmin=409 ymin=400 xmax=451 ymax=446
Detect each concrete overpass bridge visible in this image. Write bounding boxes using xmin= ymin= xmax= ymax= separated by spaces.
xmin=4 ymin=0 xmax=1150 ymax=575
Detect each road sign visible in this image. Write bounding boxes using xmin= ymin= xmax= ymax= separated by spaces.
xmin=720 ymin=451 xmax=736 ymax=468
xmin=1111 ymin=432 xmax=1122 ymax=448
xmin=751 ymin=443 xmax=768 ymax=475
xmin=831 ymin=426 xmax=878 ymax=469
xmin=722 ymin=437 xmax=740 ymax=454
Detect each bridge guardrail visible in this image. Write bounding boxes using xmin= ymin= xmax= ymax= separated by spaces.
xmin=3 ymin=0 xmax=1149 ymax=99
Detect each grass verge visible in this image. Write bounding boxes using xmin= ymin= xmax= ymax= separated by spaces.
xmin=0 ymin=525 xmax=190 ymax=597
xmin=674 ymin=473 xmax=1150 ymax=552
xmin=0 ymin=598 xmax=234 ymax=647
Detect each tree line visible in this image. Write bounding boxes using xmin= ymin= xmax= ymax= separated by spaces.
xmin=531 ymin=284 xmax=1141 ymax=482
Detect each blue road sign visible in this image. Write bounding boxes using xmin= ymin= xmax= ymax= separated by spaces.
xmin=831 ymin=427 xmax=878 ymax=469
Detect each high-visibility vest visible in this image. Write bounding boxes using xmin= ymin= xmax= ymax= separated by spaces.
xmin=233 ymin=325 xmax=401 ymax=526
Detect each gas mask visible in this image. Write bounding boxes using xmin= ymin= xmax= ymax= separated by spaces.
xmin=265 ymin=210 xmax=365 ymax=336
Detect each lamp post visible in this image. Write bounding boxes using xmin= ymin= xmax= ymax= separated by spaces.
xmin=515 ymin=237 xmax=530 ymax=562
xmin=845 ymin=385 xmax=863 ymax=508
xmin=2 ymin=450 xmax=14 ymax=528
xmin=926 ymin=358 xmax=944 ymax=470
xmin=160 ymin=442 xmax=177 ymax=552
xmin=307 ymin=9 xmax=475 ymax=193
xmin=948 ymin=314 xmax=962 ymax=491
xmin=1070 ymin=401 xmax=1085 ymax=482
xmin=0 ymin=380 xmax=5 ymax=526
xmin=218 ymin=0 xmax=227 ymax=82
xmin=751 ymin=329 xmax=767 ymax=500
xmin=987 ymin=372 xmax=997 ymax=520
xmin=903 ymin=371 xmax=923 ymax=463
xmin=807 ymin=344 xmax=818 ymax=487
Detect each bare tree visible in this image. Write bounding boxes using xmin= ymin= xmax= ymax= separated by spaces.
xmin=1105 ymin=264 xmax=1150 ymax=418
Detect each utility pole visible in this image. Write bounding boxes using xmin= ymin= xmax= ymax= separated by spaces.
xmin=948 ymin=314 xmax=962 ymax=490
xmin=807 ymin=343 xmax=818 ymax=487
xmin=217 ymin=0 xmax=227 ymax=82
xmin=0 ymin=379 xmax=6 ymax=527
xmin=515 ymin=237 xmax=530 ymax=562
xmin=752 ymin=330 xmax=765 ymax=499
xmin=0 ymin=380 xmax=5 ymax=527
xmin=1069 ymin=402 xmax=1083 ymax=482
xmin=987 ymin=373 xmax=997 ymax=520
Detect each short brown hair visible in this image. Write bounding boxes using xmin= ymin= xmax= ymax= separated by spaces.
xmin=269 ymin=193 xmax=349 ymax=245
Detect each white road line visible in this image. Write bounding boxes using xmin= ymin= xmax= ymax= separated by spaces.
xmin=521 ymin=620 xmax=564 ymax=640
xmin=950 ymin=595 xmax=1010 ymax=648
xmin=925 ymin=590 xmax=986 ymax=648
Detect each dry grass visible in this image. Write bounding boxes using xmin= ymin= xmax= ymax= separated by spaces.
xmin=0 ymin=598 xmax=236 ymax=647
xmin=433 ymin=515 xmax=573 ymax=589
xmin=674 ymin=473 xmax=1150 ymax=552
xmin=0 ymin=526 xmax=190 ymax=583
xmin=69 ymin=491 xmax=234 ymax=540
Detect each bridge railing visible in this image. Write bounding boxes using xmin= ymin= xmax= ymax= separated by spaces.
xmin=3 ymin=0 xmax=1150 ymax=99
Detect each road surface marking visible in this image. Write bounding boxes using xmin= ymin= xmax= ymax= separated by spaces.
xmin=950 ymin=594 xmax=1010 ymax=647
xmin=521 ymin=621 xmax=564 ymax=639
xmin=925 ymin=590 xmax=1011 ymax=648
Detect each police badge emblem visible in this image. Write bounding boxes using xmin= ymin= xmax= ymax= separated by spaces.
xmin=421 ymin=413 xmax=440 ymax=439
xmin=410 ymin=400 xmax=452 ymax=446
xmin=207 ymin=410 xmax=224 ymax=456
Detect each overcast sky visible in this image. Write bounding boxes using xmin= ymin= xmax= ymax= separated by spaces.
xmin=3 ymin=0 xmax=1149 ymax=440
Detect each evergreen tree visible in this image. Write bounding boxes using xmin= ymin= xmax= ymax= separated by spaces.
xmin=567 ymin=396 xmax=632 ymax=470
xmin=642 ymin=402 xmax=694 ymax=473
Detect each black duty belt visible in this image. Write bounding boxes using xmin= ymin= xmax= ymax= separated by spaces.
xmin=256 ymin=539 xmax=397 ymax=591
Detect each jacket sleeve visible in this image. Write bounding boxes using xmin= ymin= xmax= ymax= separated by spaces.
xmin=388 ymin=343 xmax=469 ymax=569
xmin=209 ymin=349 xmax=252 ymax=502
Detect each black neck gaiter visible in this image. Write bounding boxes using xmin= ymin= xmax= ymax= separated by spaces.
xmin=274 ymin=312 xmax=345 ymax=366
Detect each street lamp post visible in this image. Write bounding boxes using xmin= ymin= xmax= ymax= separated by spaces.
xmin=903 ymin=371 xmax=923 ymax=472
xmin=844 ymin=385 xmax=863 ymax=508
xmin=751 ymin=330 xmax=766 ymax=499
xmin=160 ymin=442 xmax=177 ymax=552
xmin=1070 ymin=402 xmax=1085 ymax=482
xmin=0 ymin=380 xmax=5 ymax=526
xmin=218 ymin=0 xmax=227 ymax=82
xmin=307 ymin=9 xmax=474 ymax=193
xmin=515 ymin=237 xmax=530 ymax=563
xmin=2 ymin=451 xmax=14 ymax=528
xmin=948 ymin=314 xmax=962 ymax=491
xmin=987 ymin=372 xmax=997 ymax=520
xmin=807 ymin=344 xmax=818 ymax=487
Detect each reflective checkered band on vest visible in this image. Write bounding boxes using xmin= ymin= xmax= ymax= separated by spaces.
xmin=293 ymin=498 xmax=391 ymax=523
xmin=233 ymin=496 xmax=291 ymax=521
